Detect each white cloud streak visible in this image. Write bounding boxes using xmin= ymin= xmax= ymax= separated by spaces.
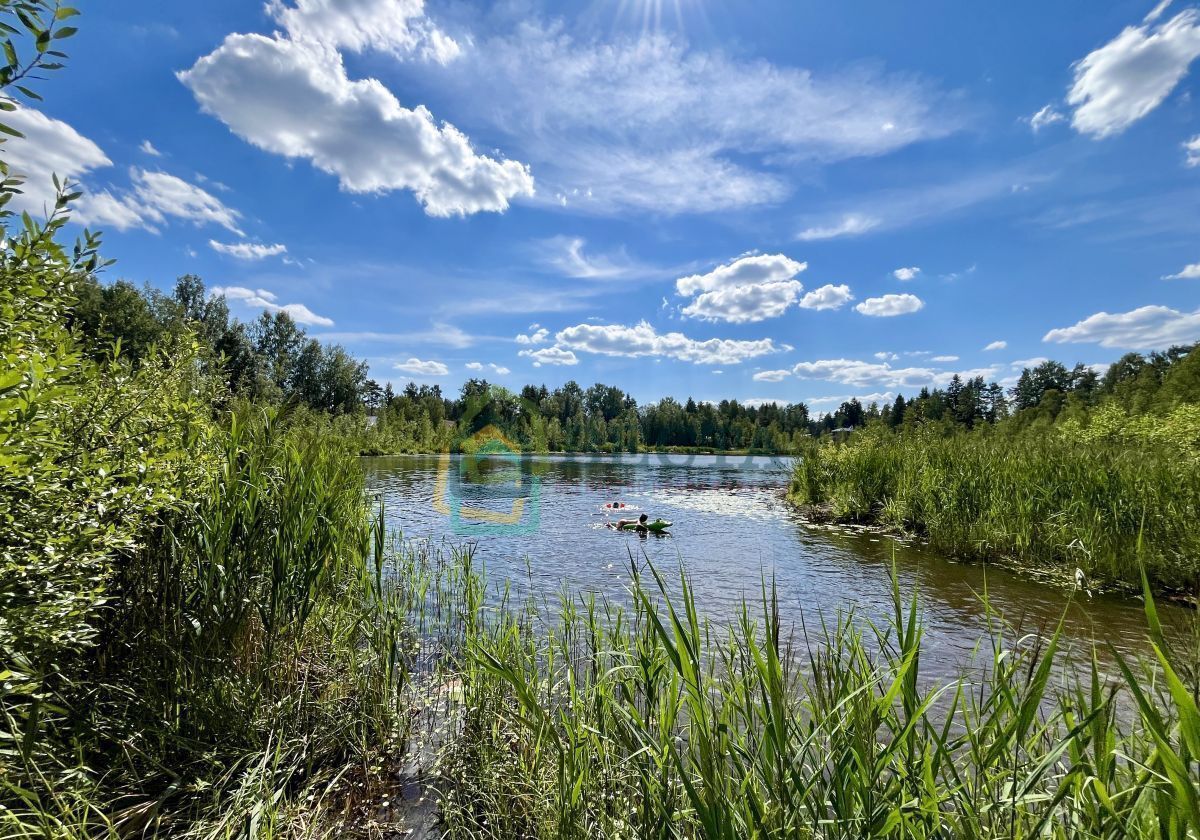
xmin=535 ymin=236 xmax=650 ymax=279
xmin=415 ymin=21 xmax=957 ymax=215
xmin=752 ymin=369 xmax=791 ymax=382
xmin=209 ymin=239 xmax=288 ymax=260
xmin=1043 ymin=305 xmax=1200 ymax=349
xmin=556 ymin=321 xmax=788 ymax=365
xmin=797 ymin=213 xmax=881 ymax=241
xmin=1027 ymin=104 xmax=1065 ymax=132
xmin=211 ymin=285 xmax=334 ymax=326
xmin=1067 ymin=9 xmax=1200 ymax=137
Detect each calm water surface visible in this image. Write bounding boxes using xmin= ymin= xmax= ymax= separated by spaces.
xmin=366 ymin=453 xmax=1182 ymax=680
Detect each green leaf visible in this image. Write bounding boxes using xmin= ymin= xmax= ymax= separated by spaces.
xmin=52 ymin=26 xmax=76 ymax=39
xmin=55 ymin=7 xmax=81 ymax=20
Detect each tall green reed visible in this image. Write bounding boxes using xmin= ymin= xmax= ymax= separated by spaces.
xmin=440 ymin=557 xmax=1199 ymax=839
xmin=790 ymin=426 xmax=1200 ymax=591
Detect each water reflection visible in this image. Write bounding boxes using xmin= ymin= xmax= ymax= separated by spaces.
xmin=366 ymin=453 xmax=1186 ymax=681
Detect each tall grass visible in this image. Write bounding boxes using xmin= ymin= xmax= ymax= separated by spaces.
xmin=789 ymin=425 xmax=1200 ymax=591
xmin=437 ymin=559 xmax=1200 ymax=839
xmin=0 ymin=410 xmax=436 ymax=838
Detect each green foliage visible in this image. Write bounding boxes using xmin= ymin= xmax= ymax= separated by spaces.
xmin=354 ymin=380 xmax=814 ymax=455
xmin=792 ymin=345 xmax=1200 ymax=592
xmin=71 ymin=274 xmax=371 ymax=413
xmin=0 ymin=0 xmax=79 ymax=222
xmin=441 ymin=561 xmax=1200 ymax=839
xmin=791 ymin=418 xmax=1200 ymax=591
xmin=0 ymin=32 xmax=415 ymax=827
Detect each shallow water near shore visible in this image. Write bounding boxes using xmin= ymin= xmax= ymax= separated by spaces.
xmin=365 ymin=452 xmax=1188 ymax=681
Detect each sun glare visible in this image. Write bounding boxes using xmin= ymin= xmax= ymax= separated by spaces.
xmin=611 ymin=0 xmax=709 ymax=34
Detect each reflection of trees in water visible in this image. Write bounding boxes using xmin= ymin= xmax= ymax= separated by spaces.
xmin=365 ymin=455 xmax=1179 ymax=681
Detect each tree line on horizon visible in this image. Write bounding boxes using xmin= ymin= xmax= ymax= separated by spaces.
xmin=75 ymin=274 xmax=1200 ymax=453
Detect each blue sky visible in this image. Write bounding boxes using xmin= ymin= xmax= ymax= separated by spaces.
xmin=7 ymin=0 xmax=1200 ymax=409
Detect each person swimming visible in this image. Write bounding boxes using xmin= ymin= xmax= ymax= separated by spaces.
xmin=611 ymin=512 xmax=649 ymax=531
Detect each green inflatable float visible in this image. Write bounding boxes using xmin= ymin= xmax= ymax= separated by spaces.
xmin=620 ymin=518 xmax=672 ymax=532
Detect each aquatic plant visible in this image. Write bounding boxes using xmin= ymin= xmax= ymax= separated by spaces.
xmin=790 ymin=424 xmax=1200 ymax=592
xmin=439 ymin=558 xmax=1200 ymax=839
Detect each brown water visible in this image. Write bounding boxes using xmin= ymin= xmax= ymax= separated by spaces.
xmin=365 ymin=452 xmax=1189 ymax=681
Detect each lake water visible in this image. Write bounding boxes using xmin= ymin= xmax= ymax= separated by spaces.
xmin=365 ymin=453 xmax=1180 ymax=680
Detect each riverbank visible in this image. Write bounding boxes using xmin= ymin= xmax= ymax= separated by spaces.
xmin=788 ymin=424 xmax=1200 ymax=598
xmin=8 ymin=403 xmax=1199 ymax=837
xmin=357 ymin=441 xmax=790 ymax=458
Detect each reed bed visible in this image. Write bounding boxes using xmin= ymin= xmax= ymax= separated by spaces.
xmin=438 ymin=560 xmax=1200 ymax=840
xmin=0 ymin=410 xmax=467 ymax=838
xmin=789 ymin=426 xmax=1200 ymax=592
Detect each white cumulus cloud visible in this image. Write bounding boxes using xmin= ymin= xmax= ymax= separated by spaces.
xmin=854 ymin=293 xmax=924 ymax=317
xmin=395 ymin=357 xmax=449 ymax=375
xmin=139 ymin=139 xmax=163 ymax=157
xmin=792 ymin=358 xmax=999 ymax=390
xmin=931 ymin=355 xmax=959 ymax=362
xmin=209 ymin=240 xmax=288 ymax=260
xmin=892 ymin=266 xmax=921 ymax=281
xmin=1163 ymin=261 xmax=1200 ymax=279
xmin=799 ymin=283 xmax=854 ymax=310
xmin=179 ymin=7 xmax=533 ymax=217
xmin=465 ymin=361 xmax=484 ymax=370
xmin=211 ymin=285 xmax=334 ymax=326
xmin=1186 ymin=134 xmax=1200 ymax=166
xmin=797 ymin=213 xmax=881 ymax=241
xmin=676 ymin=253 xmax=808 ymax=323
xmin=515 ymin=326 xmax=550 ymax=345
xmin=519 ymin=346 xmax=579 ymax=367
xmin=0 ymin=105 xmax=134 ymax=227
xmin=0 ymin=108 xmax=244 ymax=234
xmin=1043 ymin=305 xmax=1200 ymax=349
xmin=1067 ymin=9 xmax=1200 ymax=137
xmin=556 ymin=320 xmax=788 ymax=366
xmin=266 ymin=0 xmax=461 ymax=62
xmin=793 ymin=359 xmax=939 ymax=389
xmin=983 ymin=340 xmax=1008 ymax=351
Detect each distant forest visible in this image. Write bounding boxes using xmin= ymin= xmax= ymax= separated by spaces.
xmin=77 ymin=275 xmax=1200 ymax=454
